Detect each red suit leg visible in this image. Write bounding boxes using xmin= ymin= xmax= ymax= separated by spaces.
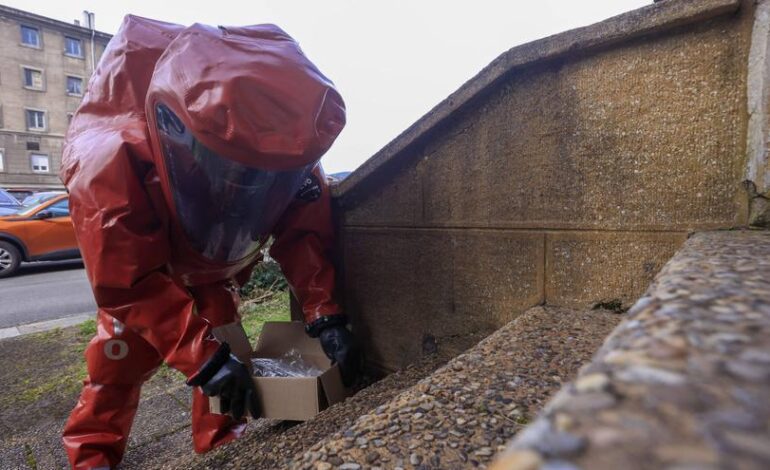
xmin=62 ymin=310 xmax=162 ymax=469
xmin=64 ymin=281 xmax=249 ymax=466
xmin=189 ymin=281 xmax=247 ymax=453
xmin=191 ymin=387 xmax=247 ymax=453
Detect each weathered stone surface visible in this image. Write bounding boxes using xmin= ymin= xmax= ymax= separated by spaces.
xmin=746 ymin=0 xmax=770 ymax=227
xmin=335 ymin=0 xmax=742 ymax=202
xmin=341 ymin=227 xmax=687 ymax=369
xmin=492 ymin=230 xmax=770 ymax=470
xmin=343 ymin=228 xmax=544 ymax=371
xmin=545 ymin=231 xmax=687 ymax=308
xmin=333 ymin=0 xmax=755 ymax=376
xmin=342 ymin=13 xmax=748 ymax=231
xmin=285 ymin=306 xmax=621 ymax=470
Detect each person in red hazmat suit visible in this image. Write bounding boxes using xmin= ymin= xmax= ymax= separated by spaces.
xmin=59 ymin=15 xmax=357 ymax=469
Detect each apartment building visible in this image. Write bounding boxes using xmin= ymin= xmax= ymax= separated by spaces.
xmin=0 ymin=5 xmax=112 ymax=191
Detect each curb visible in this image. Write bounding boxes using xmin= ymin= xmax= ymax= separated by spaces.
xmin=0 ymin=313 xmax=94 ymax=340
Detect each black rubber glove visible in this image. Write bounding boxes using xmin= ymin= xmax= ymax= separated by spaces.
xmin=318 ymin=325 xmax=360 ymax=387
xmin=187 ymin=343 xmax=260 ymax=420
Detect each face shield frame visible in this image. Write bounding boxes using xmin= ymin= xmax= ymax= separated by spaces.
xmin=150 ymin=101 xmax=314 ymax=264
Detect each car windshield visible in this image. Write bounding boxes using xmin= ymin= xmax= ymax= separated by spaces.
xmin=21 ymin=193 xmax=61 ymax=209
xmin=0 ymin=190 xmax=21 ymax=207
xmin=17 ymin=199 xmax=57 ymax=217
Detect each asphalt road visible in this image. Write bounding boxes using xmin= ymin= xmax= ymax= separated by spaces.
xmin=0 ymin=260 xmax=96 ymax=329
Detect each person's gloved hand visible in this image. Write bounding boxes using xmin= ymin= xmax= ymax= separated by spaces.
xmin=319 ymin=324 xmax=360 ymax=387
xmin=187 ymin=343 xmax=259 ymax=420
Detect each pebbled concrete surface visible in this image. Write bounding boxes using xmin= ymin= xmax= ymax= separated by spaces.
xmin=287 ymin=305 xmax=621 ymax=470
xmin=335 ymin=0 xmax=741 ymax=201
xmin=492 ymin=230 xmax=770 ymax=470
xmin=163 ymin=358 xmax=447 ymax=469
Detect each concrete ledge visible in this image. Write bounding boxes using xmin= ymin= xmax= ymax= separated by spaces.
xmin=0 ymin=313 xmax=92 ymax=340
xmin=545 ymin=231 xmax=687 ymax=308
xmin=334 ymin=0 xmax=741 ymax=201
xmin=491 ymin=230 xmax=770 ymax=469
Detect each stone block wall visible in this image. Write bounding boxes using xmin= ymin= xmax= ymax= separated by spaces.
xmin=333 ymin=0 xmax=758 ymax=371
xmin=746 ymin=0 xmax=770 ymax=226
xmin=491 ymin=231 xmax=770 ymax=470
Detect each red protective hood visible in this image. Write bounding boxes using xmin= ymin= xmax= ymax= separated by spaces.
xmin=146 ymin=23 xmax=346 ymax=172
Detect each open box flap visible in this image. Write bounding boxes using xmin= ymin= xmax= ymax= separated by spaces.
xmin=255 ymin=321 xmax=330 ymax=366
xmin=319 ymin=365 xmax=348 ymax=406
xmin=212 ymin=323 xmax=253 ymax=365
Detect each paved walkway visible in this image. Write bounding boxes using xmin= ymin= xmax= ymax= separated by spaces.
xmin=492 ymin=230 xmax=770 ymax=470
xmin=0 ymin=261 xmax=95 ymax=329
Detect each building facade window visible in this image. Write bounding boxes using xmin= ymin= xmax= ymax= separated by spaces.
xmin=30 ymin=153 xmax=49 ymax=173
xmin=25 ymin=109 xmax=46 ymax=131
xmin=66 ymin=76 xmax=82 ymax=95
xmin=64 ymin=36 xmax=82 ymax=57
xmin=21 ymin=25 xmax=40 ymax=47
xmin=0 ymin=149 xmax=5 ymax=172
xmin=23 ymin=67 xmax=43 ymax=90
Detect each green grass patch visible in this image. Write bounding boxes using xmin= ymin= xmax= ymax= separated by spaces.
xmin=240 ymin=291 xmax=291 ymax=342
xmin=13 ymin=326 xmax=92 ymax=405
xmin=35 ymin=327 xmax=64 ymax=341
xmin=18 ymin=361 xmax=87 ymax=404
xmin=24 ymin=443 xmax=37 ymax=469
xmin=78 ymin=319 xmax=97 ymax=338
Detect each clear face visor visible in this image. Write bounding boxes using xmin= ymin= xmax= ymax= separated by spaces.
xmin=155 ymin=103 xmax=312 ymax=262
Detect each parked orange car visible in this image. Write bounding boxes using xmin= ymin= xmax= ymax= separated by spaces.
xmin=0 ymin=194 xmax=80 ymax=277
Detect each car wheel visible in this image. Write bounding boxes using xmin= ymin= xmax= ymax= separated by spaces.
xmin=0 ymin=241 xmax=21 ymax=278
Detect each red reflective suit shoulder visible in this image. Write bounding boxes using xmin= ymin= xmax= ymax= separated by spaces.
xmin=60 ymin=16 xmax=219 ymax=377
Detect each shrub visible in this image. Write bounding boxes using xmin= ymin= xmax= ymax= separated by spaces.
xmin=240 ymin=260 xmax=288 ymax=299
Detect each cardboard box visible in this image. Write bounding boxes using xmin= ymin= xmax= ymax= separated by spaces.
xmin=211 ymin=321 xmax=349 ymax=421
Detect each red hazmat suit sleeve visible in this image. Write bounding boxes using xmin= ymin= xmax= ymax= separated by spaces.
xmin=270 ymin=164 xmax=342 ymax=325
xmin=60 ymin=16 xmax=219 ymax=378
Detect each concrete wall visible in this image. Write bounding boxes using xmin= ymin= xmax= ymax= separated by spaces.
xmin=334 ymin=0 xmax=757 ymax=372
xmin=746 ymin=0 xmax=770 ymax=225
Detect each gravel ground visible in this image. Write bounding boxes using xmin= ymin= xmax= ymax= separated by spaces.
xmin=0 ymin=324 xmax=196 ymax=469
xmin=287 ymin=306 xmax=621 ymax=470
xmin=161 ymin=357 xmax=448 ymax=469
xmin=493 ymin=230 xmax=770 ymax=470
